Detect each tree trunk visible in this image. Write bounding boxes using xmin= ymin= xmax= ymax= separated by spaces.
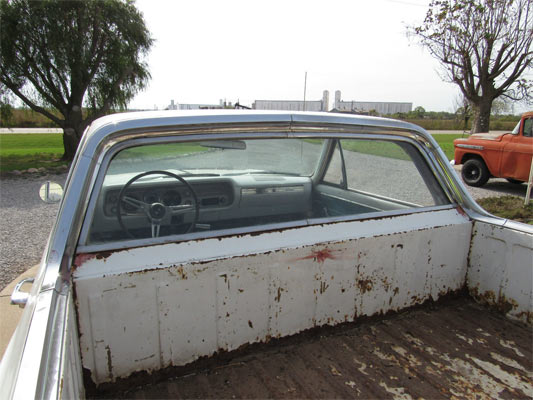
xmin=470 ymin=99 xmax=492 ymax=134
xmin=61 ymin=106 xmax=85 ymax=161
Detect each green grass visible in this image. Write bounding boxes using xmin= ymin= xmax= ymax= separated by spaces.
xmin=478 ymin=196 xmax=533 ymax=224
xmin=0 ymin=133 xmax=65 ymax=172
xmin=341 ymin=140 xmax=410 ymax=161
xmin=0 ymin=131 xmax=491 ymax=172
xmin=0 ymin=133 xmax=63 ymax=156
xmin=114 ymin=143 xmax=207 ymax=160
xmin=0 ymin=134 xmax=208 ymax=172
xmin=431 ymin=133 xmax=465 ymax=160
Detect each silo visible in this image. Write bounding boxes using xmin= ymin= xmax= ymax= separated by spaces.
xmin=335 ymin=90 xmax=341 ymax=109
xmin=322 ymin=90 xmax=329 ymax=111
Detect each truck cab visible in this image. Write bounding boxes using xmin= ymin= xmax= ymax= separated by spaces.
xmin=454 ymin=111 xmax=533 ymax=187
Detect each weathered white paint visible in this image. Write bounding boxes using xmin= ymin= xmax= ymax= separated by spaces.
xmin=73 ymin=209 xmax=471 ymax=384
xmin=74 ymin=208 xmax=467 ymax=279
xmin=59 ymin=295 xmax=84 ymax=399
xmin=468 ymin=222 xmax=533 ymax=324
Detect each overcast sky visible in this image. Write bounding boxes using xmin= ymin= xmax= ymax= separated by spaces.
xmin=130 ymin=0 xmax=526 ymax=113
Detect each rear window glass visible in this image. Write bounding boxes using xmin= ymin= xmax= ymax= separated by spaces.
xmin=83 ymin=137 xmax=449 ymax=246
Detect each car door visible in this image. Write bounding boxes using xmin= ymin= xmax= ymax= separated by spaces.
xmin=501 ymin=116 xmax=533 ymax=181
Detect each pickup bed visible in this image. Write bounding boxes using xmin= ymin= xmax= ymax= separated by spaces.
xmin=1 ymin=111 xmax=531 ymax=399
xmin=92 ymin=296 xmax=532 ymax=399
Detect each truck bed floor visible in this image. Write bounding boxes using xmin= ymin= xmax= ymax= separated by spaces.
xmin=100 ymin=297 xmax=532 ymax=399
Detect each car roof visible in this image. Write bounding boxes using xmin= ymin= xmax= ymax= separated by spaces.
xmin=80 ymin=110 xmax=429 ymax=157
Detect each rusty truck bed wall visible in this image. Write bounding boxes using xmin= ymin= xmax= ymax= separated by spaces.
xmin=94 ymin=297 xmax=532 ymax=399
xmin=468 ymin=221 xmax=533 ymax=324
xmin=73 ymin=209 xmax=472 ymax=385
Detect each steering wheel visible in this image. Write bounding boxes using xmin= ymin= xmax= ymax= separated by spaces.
xmin=117 ymin=170 xmax=199 ymax=239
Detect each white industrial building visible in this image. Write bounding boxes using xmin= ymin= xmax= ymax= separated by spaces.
xmin=253 ymin=91 xmax=329 ymax=112
xmin=333 ymin=91 xmax=412 ymax=115
xmin=166 ymin=99 xmax=226 ymax=110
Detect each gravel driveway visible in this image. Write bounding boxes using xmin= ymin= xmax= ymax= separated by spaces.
xmin=0 ymin=173 xmax=66 ymax=291
xmin=0 ymin=168 xmax=529 ymax=292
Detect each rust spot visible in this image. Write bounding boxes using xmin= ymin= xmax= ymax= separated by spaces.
xmin=106 ymin=345 xmax=113 ymax=381
xmin=74 ymin=253 xmax=97 ymax=267
xmin=320 ymin=281 xmax=329 ymax=294
xmin=298 ymin=248 xmax=337 ymax=263
xmin=393 ymin=287 xmax=399 ymax=296
xmin=275 ymin=287 xmax=283 ymax=302
xmin=238 ymin=289 xmax=244 ymax=293
xmin=357 ymin=279 xmax=373 ymax=294
xmin=456 ymin=206 xmax=467 ymax=217
xmin=248 ymin=320 xmax=254 ymax=329
xmin=96 ymin=251 xmax=113 ymax=260
xmin=171 ymin=266 xmax=187 ymax=279
xmin=219 ymin=273 xmax=230 ymax=290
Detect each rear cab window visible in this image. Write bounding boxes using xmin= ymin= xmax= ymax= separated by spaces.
xmin=80 ymin=135 xmax=451 ymax=248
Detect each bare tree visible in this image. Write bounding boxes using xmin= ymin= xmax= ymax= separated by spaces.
xmin=410 ymin=0 xmax=532 ymax=133
xmin=453 ymin=93 xmax=472 ymax=132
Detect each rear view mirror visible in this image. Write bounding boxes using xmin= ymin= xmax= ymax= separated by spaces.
xmin=39 ymin=181 xmax=63 ymax=203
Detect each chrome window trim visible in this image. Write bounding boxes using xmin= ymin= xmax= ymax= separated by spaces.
xmin=77 ymin=129 xmax=456 ymax=251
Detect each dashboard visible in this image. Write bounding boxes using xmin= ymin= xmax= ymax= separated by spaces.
xmin=88 ymin=174 xmax=313 ymax=243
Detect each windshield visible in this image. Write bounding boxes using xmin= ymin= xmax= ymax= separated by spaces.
xmin=512 ymin=121 xmax=520 ymax=134
xmin=107 ymin=138 xmax=324 ymax=177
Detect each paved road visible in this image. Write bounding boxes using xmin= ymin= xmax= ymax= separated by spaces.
xmin=0 ymin=128 xmax=62 ymax=134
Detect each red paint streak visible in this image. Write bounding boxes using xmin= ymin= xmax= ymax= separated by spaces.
xmin=298 ymin=248 xmax=337 ymax=264
xmin=74 ymin=253 xmax=97 ymax=267
xmin=456 ymin=206 xmax=467 ymax=217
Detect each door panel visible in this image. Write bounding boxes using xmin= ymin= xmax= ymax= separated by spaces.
xmin=501 ymin=118 xmax=533 ymax=181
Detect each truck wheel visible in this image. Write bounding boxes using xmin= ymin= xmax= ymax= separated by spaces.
xmin=506 ymin=178 xmax=523 ymax=184
xmin=462 ymin=159 xmax=490 ymax=187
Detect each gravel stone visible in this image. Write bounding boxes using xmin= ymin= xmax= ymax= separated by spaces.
xmin=0 ymin=173 xmax=66 ymax=291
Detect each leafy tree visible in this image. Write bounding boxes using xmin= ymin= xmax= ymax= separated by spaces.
xmin=0 ymin=83 xmax=14 ymax=127
xmin=413 ymin=106 xmax=426 ymax=118
xmin=410 ymin=0 xmax=532 ymax=133
xmin=0 ymin=0 xmax=153 ymax=159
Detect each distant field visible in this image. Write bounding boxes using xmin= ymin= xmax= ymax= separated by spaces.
xmin=431 ymin=133 xmax=464 ymax=160
xmin=0 ymin=132 xmax=463 ymax=172
xmin=0 ymin=133 xmax=65 ymax=172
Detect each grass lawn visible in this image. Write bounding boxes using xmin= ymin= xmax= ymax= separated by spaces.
xmin=0 ymin=131 xmax=494 ymax=171
xmin=114 ymin=142 xmax=208 ymax=160
xmin=478 ymin=196 xmax=533 ymax=224
xmin=0 ymin=133 xmax=66 ymax=172
xmin=431 ymin=133 xmax=465 ymax=160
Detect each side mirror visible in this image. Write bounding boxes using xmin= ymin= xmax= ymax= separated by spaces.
xmin=39 ymin=181 xmax=63 ymax=203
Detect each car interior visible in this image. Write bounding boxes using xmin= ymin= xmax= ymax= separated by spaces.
xmin=84 ymin=137 xmax=450 ymax=246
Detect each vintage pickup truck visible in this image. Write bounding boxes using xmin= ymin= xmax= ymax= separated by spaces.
xmin=454 ymin=111 xmax=533 ymax=187
xmin=0 ymin=111 xmax=531 ymax=399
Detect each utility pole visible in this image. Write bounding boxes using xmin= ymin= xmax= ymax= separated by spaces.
xmin=303 ymin=72 xmax=307 ymax=112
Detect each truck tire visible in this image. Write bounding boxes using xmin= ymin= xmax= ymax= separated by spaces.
xmin=462 ymin=158 xmax=490 ymax=187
